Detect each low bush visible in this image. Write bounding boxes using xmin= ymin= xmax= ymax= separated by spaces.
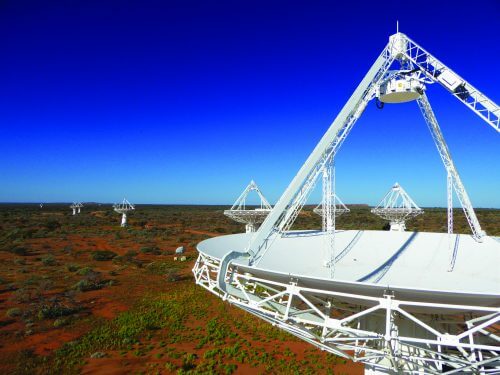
xmin=76 ymin=267 xmax=93 ymax=276
xmin=41 ymin=255 xmax=57 ymax=266
xmin=37 ymin=303 xmax=79 ymax=320
xmin=91 ymin=250 xmax=117 ymax=261
xmin=182 ymin=353 xmax=197 ymax=371
xmin=53 ymin=317 xmax=69 ymax=327
xmin=9 ymin=247 xmax=29 ymax=256
xmin=65 ymin=264 xmax=80 ymax=272
xmin=73 ymin=278 xmax=104 ymax=292
xmin=140 ymin=246 xmax=160 ymax=255
xmin=6 ymin=307 xmax=22 ymax=318
xmin=112 ymin=255 xmax=124 ymax=264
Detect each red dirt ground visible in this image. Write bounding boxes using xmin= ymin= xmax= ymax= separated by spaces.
xmin=0 ymin=205 xmax=364 ymax=374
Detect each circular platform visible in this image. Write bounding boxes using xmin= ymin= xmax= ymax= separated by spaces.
xmin=197 ymin=230 xmax=500 ymax=307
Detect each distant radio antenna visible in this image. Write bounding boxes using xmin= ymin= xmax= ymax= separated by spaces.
xmin=313 ymin=193 xmax=350 ymax=223
xmin=224 ymin=180 xmax=272 ymax=233
xmin=113 ymin=198 xmax=135 ymax=227
xmin=371 ymin=183 xmax=423 ymax=231
xmin=70 ymin=202 xmax=83 ymax=215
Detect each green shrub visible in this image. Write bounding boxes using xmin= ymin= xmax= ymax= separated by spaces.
xmin=65 ymin=264 xmax=80 ymax=272
xmin=73 ymin=278 xmax=104 ymax=292
xmin=37 ymin=303 xmax=80 ymax=320
xmin=53 ymin=317 xmax=69 ymax=327
xmin=6 ymin=307 xmax=22 ymax=318
xmin=9 ymin=247 xmax=29 ymax=256
xmin=76 ymin=266 xmax=93 ymax=276
xmin=91 ymin=250 xmax=117 ymax=261
xmin=140 ymin=246 xmax=160 ymax=255
xmin=182 ymin=353 xmax=197 ymax=371
xmin=224 ymin=363 xmax=237 ymax=374
xmin=41 ymin=255 xmax=57 ymax=266
xmin=112 ymin=255 xmax=124 ymax=264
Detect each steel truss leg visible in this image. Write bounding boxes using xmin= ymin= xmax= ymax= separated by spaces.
xmin=322 ymin=159 xmax=336 ymax=277
xmin=416 ymin=94 xmax=485 ymax=241
xmin=447 ymin=171 xmax=453 ymax=235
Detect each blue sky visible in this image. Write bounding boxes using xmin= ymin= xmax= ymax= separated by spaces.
xmin=1 ymin=1 xmax=499 ymax=207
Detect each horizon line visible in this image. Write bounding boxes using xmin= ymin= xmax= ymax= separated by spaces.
xmin=0 ymin=202 xmax=499 ymax=210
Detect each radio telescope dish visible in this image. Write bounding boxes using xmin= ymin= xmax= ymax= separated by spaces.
xmin=313 ymin=194 xmax=350 ymax=218
xmin=194 ymin=31 xmax=500 ymax=374
xmin=113 ymin=198 xmax=134 ymax=227
xmin=371 ymin=182 xmax=423 ymax=231
xmin=69 ymin=202 xmax=83 ymax=215
xmin=223 ymin=180 xmax=272 ymax=233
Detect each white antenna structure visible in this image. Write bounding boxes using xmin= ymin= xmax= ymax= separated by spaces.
xmin=193 ymin=31 xmax=500 ymax=374
xmin=371 ymin=182 xmax=423 ymax=231
xmin=313 ymin=195 xmax=350 ymax=220
xmin=224 ymin=180 xmax=272 ymax=233
xmin=113 ymin=198 xmax=135 ymax=227
xmin=69 ymin=202 xmax=83 ymax=215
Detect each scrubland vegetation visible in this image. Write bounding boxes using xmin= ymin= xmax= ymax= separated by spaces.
xmin=0 ymin=203 xmax=497 ymax=374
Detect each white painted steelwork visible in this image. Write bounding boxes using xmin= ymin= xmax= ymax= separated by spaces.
xmin=223 ymin=180 xmax=272 ymax=233
xmin=371 ymin=183 xmax=423 ymax=232
xmin=417 ymin=94 xmax=485 ymax=241
xmin=194 ymin=231 xmax=500 ymax=374
xmin=314 ymin=172 xmax=350 ymax=224
xmin=113 ymin=198 xmax=134 ymax=227
xmin=313 ymin=200 xmax=351 ymax=223
xmin=194 ymin=31 xmax=499 ymax=373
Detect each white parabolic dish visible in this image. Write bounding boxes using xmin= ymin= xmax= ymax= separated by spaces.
xmin=198 ymin=230 xmax=500 ymax=309
xmin=194 ymin=31 xmax=500 ymax=373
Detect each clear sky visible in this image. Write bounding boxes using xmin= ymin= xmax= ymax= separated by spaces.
xmin=1 ymin=0 xmax=499 ymax=207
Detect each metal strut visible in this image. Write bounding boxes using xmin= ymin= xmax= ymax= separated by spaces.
xmin=447 ymin=171 xmax=453 ymax=235
xmin=245 ymin=46 xmax=394 ymax=265
xmin=322 ymin=160 xmax=336 ymax=277
xmin=417 ymin=94 xmax=485 ymax=241
xmin=401 ymin=34 xmax=500 ymax=132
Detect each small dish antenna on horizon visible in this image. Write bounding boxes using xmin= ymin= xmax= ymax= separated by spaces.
xmin=313 ymin=193 xmax=350 ymax=221
xmin=371 ymin=182 xmax=423 ymax=231
xmin=113 ymin=198 xmax=135 ymax=227
xmin=224 ymin=180 xmax=273 ymax=233
xmin=70 ymin=202 xmax=83 ymax=215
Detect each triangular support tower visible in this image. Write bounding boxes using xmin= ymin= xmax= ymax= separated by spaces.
xmin=371 ymin=182 xmax=423 ymax=231
xmin=211 ymin=31 xmax=499 ymax=375
xmin=313 ymin=189 xmax=351 ymax=228
xmin=224 ymin=180 xmax=272 ymax=233
xmin=313 ymin=194 xmax=350 ymax=225
xmin=234 ymin=31 xmax=497 ymax=268
xmin=113 ymin=198 xmax=135 ymax=227
xmin=216 ymin=31 xmax=498 ymax=286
